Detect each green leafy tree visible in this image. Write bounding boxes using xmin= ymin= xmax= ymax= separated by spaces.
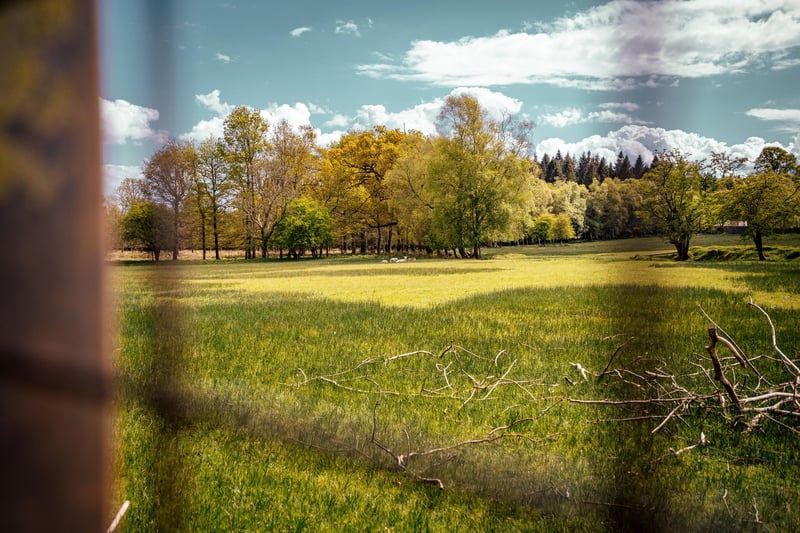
xmin=121 ymin=201 xmax=171 ymax=261
xmin=427 ymin=94 xmax=530 ymax=258
xmin=224 ymin=106 xmax=269 ymax=259
xmin=318 ymin=127 xmax=409 ymax=254
xmin=255 ymin=121 xmax=318 ymax=258
xmin=638 ymin=150 xmax=711 ymax=261
xmin=709 ymin=151 xmax=747 ymax=184
xmin=719 ymin=170 xmax=798 ymax=260
xmin=529 ymin=214 xmax=555 ymax=244
xmin=272 ymin=198 xmax=333 ymax=259
xmin=384 ymin=133 xmax=435 ymax=251
xmin=549 ymin=213 xmax=576 ymax=243
xmin=754 ymin=146 xmax=799 ymax=177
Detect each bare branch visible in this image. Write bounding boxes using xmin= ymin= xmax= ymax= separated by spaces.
xmin=598 ymin=335 xmax=634 ymax=379
xmin=706 ymin=326 xmax=741 ymax=409
xmin=749 ymin=298 xmax=800 ymax=375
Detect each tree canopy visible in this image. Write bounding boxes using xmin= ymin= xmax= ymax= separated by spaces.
xmin=107 ymin=98 xmax=800 ymax=262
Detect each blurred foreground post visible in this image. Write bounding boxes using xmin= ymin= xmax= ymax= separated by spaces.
xmin=0 ymin=0 xmax=109 ymax=531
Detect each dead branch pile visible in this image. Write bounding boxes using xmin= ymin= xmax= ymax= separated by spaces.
xmin=288 ymin=299 xmax=798 ymax=489
xmin=577 ymin=299 xmax=800 ymax=436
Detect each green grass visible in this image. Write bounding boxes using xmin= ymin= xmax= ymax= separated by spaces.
xmin=112 ymin=235 xmax=800 ymax=531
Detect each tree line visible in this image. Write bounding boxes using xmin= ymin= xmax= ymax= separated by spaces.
xmin=106 ymin=94 xmax=800 ymax=262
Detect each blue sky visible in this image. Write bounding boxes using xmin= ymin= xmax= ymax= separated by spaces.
xmin=100 ymin=0 xmax=800 ymax=192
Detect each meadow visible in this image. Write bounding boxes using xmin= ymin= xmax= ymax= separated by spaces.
xmin=112 ymin=234 xmax=800 ymax=531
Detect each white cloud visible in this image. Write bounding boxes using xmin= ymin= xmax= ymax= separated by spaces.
xmin=290 ymin=26 xmax=312 ymax=37
xmin=182 ymin=116 xmax=227 ymax=143
xmin=195 ymin=89 xmax=234 ymax=116
xmin=358 ymin=0 xmax=800 ymax=89
xmin=215 ymin=52 xmax=231 ymax=63
xmin=539 ymin=108 xmax=584 ymax=128
xmin=260 ymin=102 xmax=313 ymax=130
xmin=343 ymin=87 xmax=524 ymax=136
xmin=103 ymin=164 xmax=142 ymax=194
xmin=534 ymin=124 xmax=792 ymax=166
xmin=746 ymin=108 xmax=800 ymax=131
xmin=307 ymin=102 xmax=330 ymax=115
xmin=315 ymin=129 xmax=347 ymax=147
xmin=450 ymin=87 xmax=523 ymax=119
xmin=181 ymin=90 xmax=236 ymax=142
xmin=599 ymin=102 xmax=639 ymax=112
xmin=324 ymin=114 xmax=350 ymax=128
xmin=183 ymin=90 xmax=320 ymax=143
xmin=335 ymin=20 xmax=360 ymax=36
xmin=100 ymin=98 xmax=161 ymax=145
xmin=538 ymin=105 xmax=642 ymax=128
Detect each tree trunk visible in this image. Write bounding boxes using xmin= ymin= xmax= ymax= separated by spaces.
xmin=213 ymin=215 xmax=220 ymax=260
xmin=172 ymin=206 xmax=179 ymax=260
xmin=674 ymin=234 xmax=690 ymax=261
xmin=754 ymin=230 xmax=766 ymax=261
xmin=200 ymin=215 xmax=207 ymax=261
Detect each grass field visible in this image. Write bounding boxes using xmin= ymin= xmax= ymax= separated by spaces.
xmin=111 ymin=234 xmax=800 ymax=531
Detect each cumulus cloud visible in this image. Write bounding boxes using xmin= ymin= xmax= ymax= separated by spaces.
xmin=538 ymin=108 xmax=584 ymax=128
xmin=196 ymin=89 xmax=234 ymax=116
xmin=182 ymin=116 xmax=227 ymax=143
xmin=323 ymin=114 xmax=350 ymax=128
xmin=534 ymin=125 xmax=789 ymax=167
xmin=100 ymin=98 xmax=161 ymax=145
xmin=260 ymin=102 xmax=314 ymax=130
xmin=182 ymin=90 xmax=316 ymax=142
xmin=358 ymin=0 xmax=800 ymax=89
xmin=290 ymin=26 xmax=312 ymax=37
xmin=181 ymin=90 xmax=235 ymax=142
xmin=341 ymin=87 xmax=524 ymax=136
xmin=215 ymin=52 xmax=231 ymax=63
xmin=335 ymin=20 xmax=360 ymax=36
xmin=307 ymin=102 xmax=330 ymax=115
xmin=315 ymin=129 xmax=347 ymax=147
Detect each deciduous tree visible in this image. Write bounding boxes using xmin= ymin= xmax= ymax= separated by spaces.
xmin=121 ymin=200 xmax=171 ymax=260
xmin=224 ymin=106 xmax=269 ymax=259
xmin=272 ymin=197 xmax=333 ymax=259
xmin=638 ymin=150 xmax=710 ymax=261
xmin=253 ymin=121 xmax=317 ymax=258
xmin=143 ymin=140 xmax=195 ymax=260
xmin=719 ymin=169 xmax=798 ymax=260
xmin=428 ymin=94 xmax=530 ymax=258
xmin=195 ymin=137 xmax=231 ymax=260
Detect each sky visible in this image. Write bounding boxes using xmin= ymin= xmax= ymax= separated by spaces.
xmin=99 ymin=0 xmax=800 ymax=193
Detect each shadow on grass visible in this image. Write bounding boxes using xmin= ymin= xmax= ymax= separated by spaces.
xmin=117 ymin=276 xmax=800 ymax=530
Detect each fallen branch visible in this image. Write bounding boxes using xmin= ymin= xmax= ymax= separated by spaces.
xmin=706 ymin=326 xmax=741 ymax=409
xmin=598 ymin=335 xmax=634 ymax=379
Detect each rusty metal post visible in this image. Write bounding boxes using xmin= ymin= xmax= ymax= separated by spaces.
xmin=0 ymin=1 xmax=109 ymax=531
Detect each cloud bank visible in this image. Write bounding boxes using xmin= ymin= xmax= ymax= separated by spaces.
xmin=358 ymin=0 xmax=800 ymax=89
xmin=534 ymin=125 xmax=787 ymax=167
